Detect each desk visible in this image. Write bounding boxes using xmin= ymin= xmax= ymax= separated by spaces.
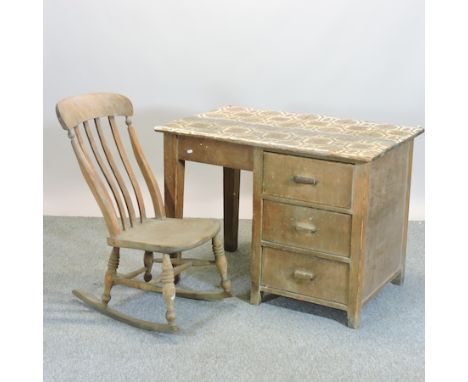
xmin=155 ymin=106 xmax=423 ymax=328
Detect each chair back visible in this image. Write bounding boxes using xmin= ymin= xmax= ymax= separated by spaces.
xmin=56 ymin=93 xmax=165 ymax=237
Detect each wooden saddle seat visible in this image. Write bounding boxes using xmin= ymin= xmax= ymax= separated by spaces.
xmin=56 ymin=92 xmax=232 ymax=332
xmin=108 ymin=218 xmax=221 ymax=253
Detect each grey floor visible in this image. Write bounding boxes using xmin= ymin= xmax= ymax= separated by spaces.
xmin=44 ymin=217 xmax=424 ymax=382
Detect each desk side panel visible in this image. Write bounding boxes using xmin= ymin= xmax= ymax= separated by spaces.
xmin=362 ymin=141 xmax=412 ymax=300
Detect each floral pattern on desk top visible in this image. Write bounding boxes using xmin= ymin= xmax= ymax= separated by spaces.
xmin=154 ymin=106 xmax=424 ymax=163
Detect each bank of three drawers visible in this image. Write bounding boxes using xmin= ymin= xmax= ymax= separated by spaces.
xmin=250 ymin=142 xmax=413 ymax=328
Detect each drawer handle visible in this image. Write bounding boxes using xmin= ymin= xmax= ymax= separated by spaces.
xmin=294 ymin=222 xmax=317 ymax=234
xmin=292 ymin=175 xmax=319 ymax=186
xmin=293 ymin=269 xmax=315 ymax=281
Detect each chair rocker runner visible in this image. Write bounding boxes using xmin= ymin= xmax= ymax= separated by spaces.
xmin=56 ymin=93 xmax=232 ymax=332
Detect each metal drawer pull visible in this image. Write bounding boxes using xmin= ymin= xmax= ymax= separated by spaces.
xmin=294 ymin=222 xmax=317 ymax=233
xmin=293 ymin=269 xmax=315 ymax=281
xmin=292 ymin=175 xmax=319 ymax=185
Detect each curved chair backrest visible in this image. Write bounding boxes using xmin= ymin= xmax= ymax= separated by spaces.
xmin=56 ymin=93 xmax=165 ymax=237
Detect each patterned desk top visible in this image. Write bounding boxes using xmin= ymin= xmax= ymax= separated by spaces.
xmin=154 ymin=106 xmax=423 ymax=163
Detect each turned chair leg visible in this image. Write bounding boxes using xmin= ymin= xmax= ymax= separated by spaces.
xmin=162 ymin=254 xmax=177 ymax=330
xmin=143 ymin=251 xmax=154 ymax=282
xmin=212 ymin=232 xmax=232 ymax=295
xmin=102 ymin=247 xmax=120 ymax=305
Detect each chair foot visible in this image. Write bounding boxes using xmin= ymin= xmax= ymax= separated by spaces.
xmin=212 ymin=232 xmax=232 ymax=294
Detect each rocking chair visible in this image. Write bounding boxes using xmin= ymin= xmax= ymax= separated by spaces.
xmin=56 ymin=93 xmax=232 ymax=332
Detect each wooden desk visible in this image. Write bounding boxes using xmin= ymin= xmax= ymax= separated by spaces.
xmin=155 ymin=106 xmax=423 ymax=328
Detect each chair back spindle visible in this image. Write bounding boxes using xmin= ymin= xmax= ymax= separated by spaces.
xmin=108 ymin=115 xmax=146 ymax=221
xmin=94 ymin=117 xmax=138 ymax=227
xmin=82 ymin=120 xmax=130 ymax=230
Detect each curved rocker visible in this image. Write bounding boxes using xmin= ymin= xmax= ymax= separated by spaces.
xmin=57 ymin=93 xmax=232 ymax=332
xmin=71 ymin=233 xmax=232 ymax=332
xmin=72 ymin=289 xmax=178 ymax=332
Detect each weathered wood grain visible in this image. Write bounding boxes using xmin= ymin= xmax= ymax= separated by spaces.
xmin=362 ymin=141 xmax=412 ymax=298
xmin=154 ymin=106 xmax=423 ymax=328
xmin=57 ymin=93 xmax=232 ymax=332
xmin=263 ymin=152 xmax=354 ymax=208
xmin=262 ymin=247 xmax=349 ymax=304
xmin=262 ymin=200 xmax=352 ymax=257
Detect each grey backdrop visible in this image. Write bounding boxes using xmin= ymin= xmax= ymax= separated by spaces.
xmin=44 ymin=0 xmax=424 ymax=219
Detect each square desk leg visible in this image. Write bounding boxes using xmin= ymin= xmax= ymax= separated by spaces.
xmin=223 ymin=167 xmax=240 ymax=252
xmin=163 ymin=134 xmax=185 ymax=267
xmin=163 ymin=134 xmax=185 ymax=218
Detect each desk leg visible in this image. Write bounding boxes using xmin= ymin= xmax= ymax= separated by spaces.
xmin=347 ymin=164 xmax=370 ymax=328
xmin=164 ymin=134 xmax=185 ymax=219
xmin=164 ymin=134 xmax=185 ymax=283
xmin=392 ymin=141 xmax=413 ymax=286
xmin=250 ymin=148 xmax=263 ymax=305
xmin=223 ymin=167 xmax=240 ymax=252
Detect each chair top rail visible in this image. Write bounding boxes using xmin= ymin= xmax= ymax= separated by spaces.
xmin=56 ymin=93 xmax=133 ymax=130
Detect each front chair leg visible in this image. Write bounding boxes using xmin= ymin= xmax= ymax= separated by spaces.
xmin=143 ymin=251 xmax=154 ymax=282
xmin=212 ymin=232 xmax=232 ymax=295
xmin=102 ymin=247 xmax=120 ymax=305
xmin=162 ymin=254 xmax=177 ymax=330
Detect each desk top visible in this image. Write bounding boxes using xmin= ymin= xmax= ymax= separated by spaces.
xmin=154 ymin=106 xmax=423 ymax=163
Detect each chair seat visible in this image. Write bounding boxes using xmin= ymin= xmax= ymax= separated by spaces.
xmin=107 ymin=217 xmax=221 ymax=253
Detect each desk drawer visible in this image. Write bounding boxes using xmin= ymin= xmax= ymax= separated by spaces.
xmin=263 ymin=152 xmax=353 ymax=208
xmin=262 ymin=200 xmax=351 ymax=257
xmin=262 ymin=247 xmax=349 ymax=304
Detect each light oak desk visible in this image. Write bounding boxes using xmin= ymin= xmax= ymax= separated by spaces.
xmin=155 ymin=106 xmax=423 ymax=328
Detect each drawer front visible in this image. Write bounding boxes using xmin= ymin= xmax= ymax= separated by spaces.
xmin=262 ymin=247 xmax=349 ymax=304
xmin=263 ymin=152 xmax=353 ymax=208
xmin=262 ymin=200 xmax=351 ymax=257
